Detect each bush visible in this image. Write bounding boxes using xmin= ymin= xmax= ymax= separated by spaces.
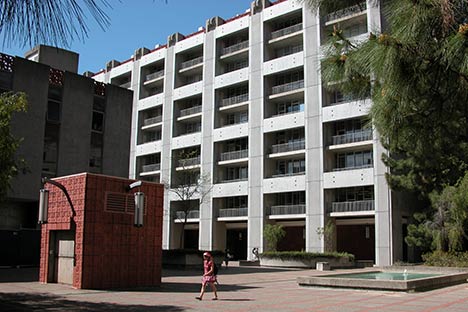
xmin=260 ymin=251 xmax=354 ymax=262
xmin=422 ymin=250 xmax=468 ymax=267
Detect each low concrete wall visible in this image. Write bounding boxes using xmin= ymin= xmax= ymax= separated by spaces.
xmin=260 ymin=256 xmax=354 ymax=269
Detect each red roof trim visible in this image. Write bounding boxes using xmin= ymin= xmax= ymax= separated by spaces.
xmin=224 ymin=11 xmax=251 ymax=24
xmin=150 ymin=44 xmax=167 ymax=53
xmin=271 ymin=0 xmax=288 ymax=6
xmin=92 ymin=69 xmax=105 ymax=77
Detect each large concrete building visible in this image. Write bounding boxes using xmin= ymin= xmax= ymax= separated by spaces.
xmin=93 ymin=0 xmax=412 ymax=266
xmin=0 ymin=45 xmax=133 ymax=265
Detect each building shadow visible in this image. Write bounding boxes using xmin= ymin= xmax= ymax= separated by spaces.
xmin=0 ymin=268 xmax=39 ymax=283
xmin=0 ymin=293 xmax=184 ymax=312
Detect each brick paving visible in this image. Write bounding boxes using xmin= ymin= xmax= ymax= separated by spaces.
xmin=1 ymin=264 xmax=468 ymax=311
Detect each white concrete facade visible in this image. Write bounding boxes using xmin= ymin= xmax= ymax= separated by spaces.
xmin=93 ymin=0 xmax=407 ymax=266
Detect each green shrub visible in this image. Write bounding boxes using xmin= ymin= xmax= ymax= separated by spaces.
xmin=260 ymin=251 xmax=354 ymax=262
xmin=422 ymin=250 xmax=468 ymax=267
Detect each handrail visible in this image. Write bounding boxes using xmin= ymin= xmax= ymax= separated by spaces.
xmin=179 ymin=105 xmax=202 ymax=117
xmin=180 ymin=56 xmax=204 ymax=70
xmin=269 ymin=204 xmax=305 ymax=215
xmin=271 ymin=80 xmax=304 ymax=94
xmin=271 ymin=140 xmax=305 ymax=154
xmin=332 ymin=129 xmax=372 ymax=145
xmin=142 ymin=163 xmax=160 ymax=172
xmin=218 ymin=207 xmax=248 ymax=217
xmin=221 ymin=41 xmax=249 ymax=56
xmin=143 ymin=116 xmax=162 ymax=126
xmin=145 ymin=70 xmax=164 ymax=82
xmin=325 ymin=2 xmax=367 ymax=23
xmin=220 ymin=149 xmax=248 ymax=161
xmin=330 ymin=200 xmax=374 ymax=213
xmin=271 ymin=23 xmax=303 ymax=40
xmin=220 ymin=93 xmax=249 ymax=107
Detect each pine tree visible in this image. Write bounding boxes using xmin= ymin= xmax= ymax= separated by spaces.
xmin=306 ymin=0 xmax=468 ymax=196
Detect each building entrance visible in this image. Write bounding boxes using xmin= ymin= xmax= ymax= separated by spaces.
xmin=226 ymin=229 xmax=247 ymax=260
xmin=337 ymin=224 xmax=375 ymax=261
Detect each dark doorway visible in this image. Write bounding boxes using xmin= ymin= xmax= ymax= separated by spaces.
xmin=184 ymin=229 xmax=199 ymax=249
xmin=277 ymin=226 xmax=305 ymax=251
xmin=337 ymin=224 xmax=375 ymax=261
xmin=226 ymin=229 xmax=247 ymax=260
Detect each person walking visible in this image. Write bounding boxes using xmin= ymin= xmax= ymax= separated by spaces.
xmin=196 ymin=251 xmax=218 ymax=301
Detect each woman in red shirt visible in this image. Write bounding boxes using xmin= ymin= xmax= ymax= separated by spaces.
xmin=196 ymin=252 xmax=218 ymax=300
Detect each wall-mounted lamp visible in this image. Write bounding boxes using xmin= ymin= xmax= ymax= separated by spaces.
xmin=128 ymin=180 xmax=145 ymax=227
xmin=38 ymin=177 xmax=75 ymax=225
xmin=38 ymin=189 xmax=49 ymax=224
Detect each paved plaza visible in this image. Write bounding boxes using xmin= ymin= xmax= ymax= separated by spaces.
xmin=1 ymin=264 xmax=468 ymax=311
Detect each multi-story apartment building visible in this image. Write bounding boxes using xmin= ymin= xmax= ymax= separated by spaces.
xmin=93 ymin=0 xmax=413 ymax=266
xmin=0 ymin=45 xmax=133 ymax=266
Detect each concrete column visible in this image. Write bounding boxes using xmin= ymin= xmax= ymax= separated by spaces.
xmin=199 ymin=29 xmax=216 ymax=251
xmin=303 ymin=7 xmax=323 ymax=252
xmin=128 ymin=59 xmax=141 ymax=179
xmin=161 ymin=45 xmax=176 ymax=249
xmin=247 ymin=8 xmax=265 ymax=260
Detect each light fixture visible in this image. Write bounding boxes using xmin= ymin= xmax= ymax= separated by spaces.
xmin=128 ymin=180 xmax=145 ymax=227
xmin=38 ymin=189 xmax=49 ymax=224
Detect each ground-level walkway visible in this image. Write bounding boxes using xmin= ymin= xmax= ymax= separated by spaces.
xmin=1 ymin=263 xmax=468 ymax=311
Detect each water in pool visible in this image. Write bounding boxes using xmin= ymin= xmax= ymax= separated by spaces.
xmin=328 ymin=271 xmax=440 ymax=281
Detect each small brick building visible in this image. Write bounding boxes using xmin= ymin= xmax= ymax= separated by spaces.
xmin=39 ymin=173 xmax=163 ymax=289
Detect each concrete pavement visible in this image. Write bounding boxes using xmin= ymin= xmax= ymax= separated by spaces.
xmin=1 ymin=264 xmax=468 ymax=311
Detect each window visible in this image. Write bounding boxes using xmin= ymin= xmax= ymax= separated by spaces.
xmin=47 ymin=100 xmax=61 ymax=122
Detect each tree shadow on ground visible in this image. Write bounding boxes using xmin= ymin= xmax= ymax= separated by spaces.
xmin=0 ymin=293 xmax=184 ymax=312
xmin=115 ymin=282 xmax=258 ymax=293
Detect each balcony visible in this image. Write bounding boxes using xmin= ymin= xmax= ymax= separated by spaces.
xmin=143 ymin=116 xmax=162 ymax=127
xmin=175 ymin=210 xmax=200 ymax=220
xmin=177 ymin=156 xmax=201 ymax=168
xmin=332 ymin=129 xmax=372 ymax=145
xmin=220 ymin=93 xmax=249 ymax=108
xmin=271 ymin=23 xmax=303 ymax=40
xmin=325 ymin=2 xmax=367 ymax=24
xmin=271 ymin=80 xmax=304 ymax=95
xmin=142 ymin=163 xmax=160 ymax=173
xmin=221 ymin=41 xmax=249 ymax=57
xmin=179 ymin=105 xmax=202 ymax=118
xmin=180 ymin=56 xmax=204 ymax=71
xmin=145 ymin=70 xmax=164 ymax=83
xmin=271 ymin=140 xmax=305 ymax=154
xmin=218 ymin=207 xmax=248 ymax=218
xmin=219 ymin=149 xmax=248 ymax=162
xmin=272 ymin=171 xmax=305 ymax=178
xmin=120 ymin=81 xmax=131 ymax=89
xmin=268 ymin=204 xmax=305 ymax=216
xmin=330 ymin=200 xmax=374 ymax=213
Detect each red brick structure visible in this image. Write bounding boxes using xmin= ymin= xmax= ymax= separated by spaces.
xmin=39 ymin=173 xmax=163 ymax=289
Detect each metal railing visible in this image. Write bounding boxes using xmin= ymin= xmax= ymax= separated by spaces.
xmin=120 ymin=81 xmax=131 ymax=89
xmin=177 ymin=156 xmax=201 ymax=167
xmin=325 ymin=2 xmax=367 ymax=23
xmin=179 ymin=105 xmax=202 ymax=117
xmin=142 ymin=163 xmax=160 ymax=172
xmin=218 ymin=207 xmax=248 ymax=218
xmin=143 ymin=116 xmax=162 ymax=126
xmin=220 ymin=177 xmax=248 ymax=183
xmin=220 ymin=149 xmax=248 ymax=161
xmin=332 ymin=163 xmax=373 ymax=172
xmin=221 ymin=41 xmax=249 ymax=56
xmin=271 ymin=171 xmax=305 ymax=178
xmin=269 ymin=204 xmax=306 ymax=215
xmin=145 ymin=70 xmax=164 ymax=82
xmin=175 ymin=210 xmax=200 ymax=219
xmin=220 ymin=93 xmax=249 ymax=107
xmin=271 ymin=23 xmax=303 ymax=40
xmin=271 ymin=140 xmax=305 ymax=154
xmin=180 ymin=56 xmax=204 ymax=70
xmin=271 ymin=80 xmax=304 ymax=95
xmin=332 ymin=129 xmax=372 ymax=145
xmin=330 ymin=200 xmax=374 ymax=213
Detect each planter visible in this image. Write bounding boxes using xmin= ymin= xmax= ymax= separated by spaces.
xmin=260 ymin=255 xmax=354 ymax=269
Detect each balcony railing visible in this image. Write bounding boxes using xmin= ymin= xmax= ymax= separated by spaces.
xmin=330 ymin=200 xmax=374 ymax=213
xmin=271 ymin=140 xmax=305 ymax=154
xmin=220 ymin=93 xmax=249 ymax=107
xmin=180 ymin=56 xmax=204 ymax=70
xmin=332 ymin=163 xmax=373 ymax=172
xmin=325 ymin=2 xmax=367 ymax=23
xmin=143 ymin=116 xmax=162 ymax=126
xmin=332 ymin=129 xmax=372 ymax=145
xmin=271 ymin=80 xmax=304 ymax=95
xmin=220 ymin=177 xmax=248 ymax=183
xmin=175 ymin=210 xmax=200 ymax=219
xmin=142 ymin=163 xmax=160 ymax=172
xmin=120 ymin=81 xmax=131 ymax=89
xmin=269 ymin=204 xmax=306 ymax=215
xmin=271 ymin=23 xmax=303 ymax=40
xmin=221 ymin=41 xmax=249 ymax=56
xmin=218 ymin=207 xmax=248 ymax=218
xmin=177 ymin=156 xmax=201 ymax=167
xmin=145 ymin=70 xmax=164 ymax=82
xmin=272 ymin=171 xmax=305 ymax=178
xmin=220 ymin=149 xmax=248 ymax=161
xmin=179 ymin=105 xmax=202 ymax=117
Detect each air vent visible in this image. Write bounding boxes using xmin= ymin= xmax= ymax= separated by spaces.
xmin=105 ymin=192 xmax=127 ymax=213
